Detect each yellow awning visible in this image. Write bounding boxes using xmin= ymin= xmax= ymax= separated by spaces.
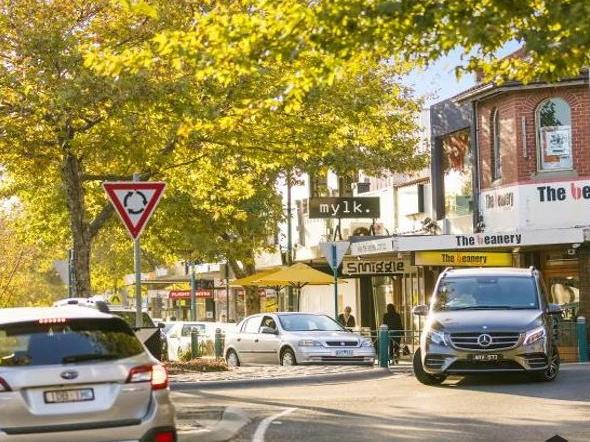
xmin=253 ymin=263 xmax=339 ymax=288
xmin=230 ymin=267 xmax=286 ymax=287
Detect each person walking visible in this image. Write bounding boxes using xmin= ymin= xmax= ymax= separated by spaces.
xmin=338 ymin=306 xmax=356 ymax=329
xmin=382 ymin=304 xmax=403 ymax=363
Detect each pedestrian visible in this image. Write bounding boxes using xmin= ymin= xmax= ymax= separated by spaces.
xmin=382 ymin=304 xmax=403 ymax=363
xmin=338 ymin=306 xmax=356 ymax=329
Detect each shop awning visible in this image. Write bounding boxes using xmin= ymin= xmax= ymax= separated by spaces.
xmin=253 ymin=263 xmax=340 ymax=289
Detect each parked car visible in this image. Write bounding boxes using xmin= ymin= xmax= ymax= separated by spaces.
xmin=0 ymin=306 xmax=175 ymax=442
xmin=412 ymin=267 xmax=562 ymax=385
xmin=165 ymin=321 xmax=220 ymax=361
xmin=52 ymin=299 xmax=166 ymax=361
xmin=224 ymin=312 xmax=375 ymax=366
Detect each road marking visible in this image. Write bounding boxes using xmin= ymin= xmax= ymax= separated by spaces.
xmin=252 ymin=407 xmax=297 ymax=442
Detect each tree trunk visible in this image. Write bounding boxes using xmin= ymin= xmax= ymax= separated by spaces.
xmin=61 ymin=153 xmax=92 ymax=297
xmin=228 ymin=256 xmax=260 ymax=315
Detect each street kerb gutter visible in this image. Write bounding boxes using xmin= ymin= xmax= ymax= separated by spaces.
xmin=171 ymin=366 xmax=411 ymax=391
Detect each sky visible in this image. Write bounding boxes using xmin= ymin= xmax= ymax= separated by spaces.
xmin=403 ymin=42 xmax=522 ymax=107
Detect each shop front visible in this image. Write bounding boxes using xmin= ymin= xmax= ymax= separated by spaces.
xmin=351 ymin=227 xmax=590 ymax=360
xmin=342 ymin=255 xmax=435 ymax=343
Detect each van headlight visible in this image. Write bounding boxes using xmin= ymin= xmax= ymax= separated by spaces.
xmin=426 ymin=330 xmax=449 ymax=346
xmin=523 ymin=326 xmax=546 ymax=345
xmin=298 ymin=340 xmax=322 ymax=347
xmin=361 ymin=339 xmax=373 ymax=347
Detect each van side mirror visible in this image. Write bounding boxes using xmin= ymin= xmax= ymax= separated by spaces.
xmin=547 ymin=304 xmax=563 ymax=315
xmin=412 ymin=305 xmax=429 ymax=316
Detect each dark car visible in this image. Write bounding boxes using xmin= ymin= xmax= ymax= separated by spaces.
xmin=412 ymin=267 xmax=562 ymax=385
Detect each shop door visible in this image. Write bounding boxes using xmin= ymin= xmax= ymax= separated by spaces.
xmin=542 ymin=258 xmax=580 ymax=362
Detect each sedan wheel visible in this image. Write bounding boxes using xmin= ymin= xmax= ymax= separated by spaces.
xmin=226 ymin=349 xmax=240 ymax=368
xmin=280 ymin=348 xmax=297 ymax=366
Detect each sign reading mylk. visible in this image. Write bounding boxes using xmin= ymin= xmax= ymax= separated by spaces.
xmin=309 ymin=197 xmax=380 ymax=219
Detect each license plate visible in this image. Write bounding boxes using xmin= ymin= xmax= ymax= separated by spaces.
xmin=472 ymin=354 xmax=500 ymax=361
xmin=44 ymin=388 xmax=94 ymax=404
xmin=335 ymin=350 xmax=353 ymax=357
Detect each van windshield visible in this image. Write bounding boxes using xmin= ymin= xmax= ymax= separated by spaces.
xmin=434 ymin=276 xmax=539 ymax=311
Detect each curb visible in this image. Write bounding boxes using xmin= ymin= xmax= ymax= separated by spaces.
xmin=177 ymin=406 xmax=250 ymax=442
xmin=171 ymin=366 xmax=411 ymax=390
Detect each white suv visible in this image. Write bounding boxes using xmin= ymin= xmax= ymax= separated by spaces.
xmin=0 ymin=307 xmax=176 ymax=442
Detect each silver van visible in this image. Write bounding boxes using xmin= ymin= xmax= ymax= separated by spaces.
xmin=413 ymin=267 xmax=562 ymax=385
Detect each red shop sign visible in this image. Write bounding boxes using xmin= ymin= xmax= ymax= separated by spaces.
xmin=168 ymin=290 xmax=213 ymax=299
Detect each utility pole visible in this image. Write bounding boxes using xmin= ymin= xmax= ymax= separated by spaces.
xmin=286 ymin=171 xmax=294 ymax=311
xmin=132 ymin=172 xmax=142 ymax=328
xmin=225 ymin=260 xmax=230 ymax=321
xmin=190 ymin=261 xmax=197 ymax=321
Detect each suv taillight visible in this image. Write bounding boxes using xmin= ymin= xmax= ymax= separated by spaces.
xmin=0 ymin=377 xmax=11 ymax=392
xmin=127 ymin=365 xmax=168 ymax=390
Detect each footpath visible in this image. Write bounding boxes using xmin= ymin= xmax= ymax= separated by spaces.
xmin=170 ymin=361 xmax=413 ymax=389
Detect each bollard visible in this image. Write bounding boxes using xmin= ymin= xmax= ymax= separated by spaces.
xmin=577 ymin=316 xmax=589 ymax=362
xmin=190 ymin=328 xmax=200 ymax=359
xmin=378 ymin=324 xmax=389 ymax=368
xmin=215 ymin=328 xmax=223 ymax=359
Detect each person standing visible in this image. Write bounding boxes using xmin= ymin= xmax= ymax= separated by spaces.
xmin=382 ymin=304 xmax=403 ymax=363
xmin=338 ymin=306 xmax=356 ymax=329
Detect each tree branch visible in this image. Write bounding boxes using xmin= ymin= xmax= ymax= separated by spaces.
xmin=89 ymin=203 xmax=114 ymax=239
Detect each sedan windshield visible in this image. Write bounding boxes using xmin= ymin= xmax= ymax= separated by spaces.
xmin=278 ymin=314 xmax=345 ymax=332
xmin=434 ymin=276 xmax=539 ymax=311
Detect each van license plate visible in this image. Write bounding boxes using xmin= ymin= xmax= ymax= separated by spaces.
xmin=473 ymin=354 xmax=500 ymax=361
xmin=44 ymin=388 xmax=94 ymax=404
xmin=335 ymin=350 xmax=353 ymax=357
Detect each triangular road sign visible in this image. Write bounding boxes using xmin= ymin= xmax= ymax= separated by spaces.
xmin=320 ymin=241 xmax=350 ymax=272
xmin=103 ymin=181 xmax=166 ymax=239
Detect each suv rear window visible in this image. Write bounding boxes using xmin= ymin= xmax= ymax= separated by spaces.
xmin=112 ymin=311 xmax=155 ymax=328
xmin=0 ymin=318 xmax=144 ymax=367
xmin=434 ymin=276 xmax=539 ymax=311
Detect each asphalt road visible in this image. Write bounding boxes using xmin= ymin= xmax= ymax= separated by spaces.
xmin=172 ymin=364 xmax=590 ymax=442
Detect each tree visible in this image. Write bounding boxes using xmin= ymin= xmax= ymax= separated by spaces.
xmin=119 ymin=1 xmax=590 ymax=91
xmin=1 ymin=1 xmax=425 ymax=310
xmin=0 ymin=0 xmax=206 ymax=296
xmin=0 ymin=215 xmax=66 ymax=308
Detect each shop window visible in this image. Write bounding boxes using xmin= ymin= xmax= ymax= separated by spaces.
xmin=536 ymin=97 xmax=573 ymax=171
xmin=491 ymin=108 xmax=502 ymax=180
xmin=441 ymin=129 xmax=473 ymax=218
xmin=309 ymin=171 xmax=329 ymax=198
xmin=338 ymin=172 xmax=357 ymax=197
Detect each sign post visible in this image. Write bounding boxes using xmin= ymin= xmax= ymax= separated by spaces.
xmin=190 ymin=262 xmax=197 ymax=321
xmin=103 ymin=177 xmax=165 ymax=328
xmin=320 ymin=241 xmax=350 ymax=319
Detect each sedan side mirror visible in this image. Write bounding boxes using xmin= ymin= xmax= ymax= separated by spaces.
xmin=547 ymin=304 xmax=563 ymax=315
xmin=260 ymin=326 xmax=279 ymax=335
xmin=412 ymin=304 xmax=429 ymax=316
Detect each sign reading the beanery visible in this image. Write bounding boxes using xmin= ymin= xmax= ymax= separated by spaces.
xmin=414 ymin=251 xmax=513 ymax=267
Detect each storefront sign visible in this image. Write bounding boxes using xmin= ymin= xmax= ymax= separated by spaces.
xmin=350 ymin=228 xmax=588 ymax=256
xmin=414 ymin=251 xmax=513 ymax=267
xmin=168 ymin=290 xmax=213 ymax=299
xmin=342 ymin=256 xmax=407 ymax=276
xmin=309 ymin=197 xmax=380 ymax=219
xmin=482 ymin=178 xmax=590 ymax=232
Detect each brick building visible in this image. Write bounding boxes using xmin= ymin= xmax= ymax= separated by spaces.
xmin=350 ymin=70 xmax=590 ymax=360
